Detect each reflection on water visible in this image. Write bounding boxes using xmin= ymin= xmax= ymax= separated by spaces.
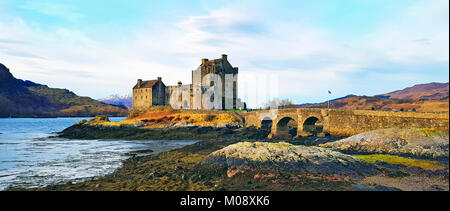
xmin=0 ymin=118 xmax=197 ymax=190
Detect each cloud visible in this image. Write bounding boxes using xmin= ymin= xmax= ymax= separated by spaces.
xmin=363 ymin=0 xmax=449 ymax=64
xmin=0 ymin=38 xmax=27 ymax=44
xmin=0 ymin=48 xmax=47 ymax=60
xmin=0 ymin=0 xmax=448 ymax=107
xmin=18 ymin=1 xmax=85 ymax=23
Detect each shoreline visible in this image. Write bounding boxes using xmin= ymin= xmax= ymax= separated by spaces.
xmin=0 ymin=116 xmax=128 ymax=119
xmin=8 ymin=138 xmax=447 ymax=191
xmin=4 ymin=114 xmax=449 ymax=191
xmin=55 ymin=121 xmax=271 ymax=141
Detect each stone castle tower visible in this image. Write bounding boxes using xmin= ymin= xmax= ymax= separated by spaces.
xmin=191 ymin=54 xmax=239 ymax=109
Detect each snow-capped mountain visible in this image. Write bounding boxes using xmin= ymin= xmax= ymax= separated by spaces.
xmin=98 ymin=93 xmax=133 ymax=109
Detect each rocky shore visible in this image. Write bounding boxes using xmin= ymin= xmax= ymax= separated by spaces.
xmin=320 ymin=128 xmax=449 ymax=159
xmin=204 ymin=142 xmax=379 ymax=176
xmin=56 ymin=110 xmax=271 ymax=140
xmin=11 ymin=140 xmax=359 ymax=191
xmin=57 ymin=118 xmax=269 ymax=140
xmin=10 ymin=137 xmax=448 ymax=191
xmin=10 ymin=113 xmax=447 ymax=191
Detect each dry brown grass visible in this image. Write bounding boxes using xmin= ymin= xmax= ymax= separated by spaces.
xmin=415 ymin=101 xmax=449 ymax=113
xmin=124 ymin=107 xmax=243 ymax=128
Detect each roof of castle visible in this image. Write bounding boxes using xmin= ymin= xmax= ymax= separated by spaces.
xmin=133 ymin=80 xmax=161 ymax=89
xmin=199 ymin=57 xmax=238 ymax=74
xmin=202 ymin=58 xmax=224 ymax=66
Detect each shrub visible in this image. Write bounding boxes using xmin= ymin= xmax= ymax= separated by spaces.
xmin=205 ymin=114 xmax=216 ymax=122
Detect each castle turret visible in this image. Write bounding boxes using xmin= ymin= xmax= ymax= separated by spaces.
xmin=222 ymin=54 xmax=227 ymax=61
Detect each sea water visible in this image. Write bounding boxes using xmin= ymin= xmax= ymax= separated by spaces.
xmin=0 ymin=117 xmax=196 ymax=190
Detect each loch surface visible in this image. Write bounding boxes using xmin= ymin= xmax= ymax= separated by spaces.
xmin=0 ymin=117 xmax=197 ymax=190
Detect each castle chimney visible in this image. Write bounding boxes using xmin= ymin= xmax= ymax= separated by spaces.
xmin=222 ymin=54 xmax=227 ymax=61
xmin=137 ymin=79 xmax=142 ymax=88
xmin=202 ymin=58 xmax=208 ymax=64
xmin=157 ymin=77 xmax=161 ymax=81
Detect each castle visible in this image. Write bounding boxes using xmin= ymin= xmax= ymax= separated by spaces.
xmin=132 ymin=54 xmax=245 ymax=110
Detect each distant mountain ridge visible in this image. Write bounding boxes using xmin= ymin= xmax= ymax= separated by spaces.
xmin=0 ymin=63 xmax=128 ymax=117
xmin=329 ymin=94 xmax=357 ymax=102
xmin=298 ymin=82 xmax=449 ymax=113
xmin=377 ymin=82 xmax=449 ymax=101
xmin=99 ymin=94 xmax=132 ymax=109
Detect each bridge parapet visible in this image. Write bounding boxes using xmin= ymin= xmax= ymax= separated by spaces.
xmin=241 ymin=108 xmax=449 ymax=138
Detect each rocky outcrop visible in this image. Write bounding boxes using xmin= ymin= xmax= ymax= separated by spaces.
xmin=319 ymin=128 xmax=449 ymax=158
xmin=204 ymin=142 xmax=379 ymax=176
xmin=58 ymin=118 xmax=269 ymax=140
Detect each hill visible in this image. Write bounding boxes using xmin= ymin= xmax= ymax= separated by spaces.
xmin=0 ymin=63 xmax=128 ymax=117
xmin=298 ymin=82 xmax=449 ymax=113
xmin=378 ymin=82 xmax=449 ymax=101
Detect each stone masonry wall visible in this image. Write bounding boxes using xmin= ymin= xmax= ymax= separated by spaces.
xmin=242 ymin=109 xmax=449 ymax=137
xmin=326 ymin=109 xmax=449 ymax=136
xmin=132 ymin=88 xmax=152 ymax=110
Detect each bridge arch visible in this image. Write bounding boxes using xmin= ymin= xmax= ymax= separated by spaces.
xmin=275 ymin=116 xmax=298 ymax=138
xmin=260 ymin=117 xmax=273 ymax=136
xmin=301 ymin=115 xmax=324 ymax=136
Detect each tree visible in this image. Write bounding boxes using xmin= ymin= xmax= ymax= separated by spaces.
xmin=278 ymin=99 xmax=293 ymax=108
xmin=263 ymin=98 xmax=293 ymax=109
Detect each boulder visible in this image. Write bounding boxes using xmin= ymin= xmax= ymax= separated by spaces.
xmin=319 ymin=128 xmax=449 ymax=158
xmin=204 ymin=142 xmax=379 ymax=176
xmin=84 ymin=116 xmax=110 ymax=125
xmin=172 ymin=122 xmax=193 ymax=127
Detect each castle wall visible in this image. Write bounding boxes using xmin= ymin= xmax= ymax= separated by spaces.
xmin=132 ymin=88 xmax=152 ymax=110
xmin=166 ymin=86 xmax=179 ymax=107
xmin=152 ymin=82 xmax=166 ymax=106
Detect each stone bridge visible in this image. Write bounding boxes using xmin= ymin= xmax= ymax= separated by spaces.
xmin=240 ymin=108 xmax=449 ymax=138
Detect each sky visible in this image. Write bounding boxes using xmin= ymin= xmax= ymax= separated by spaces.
xmin=0 ymin=0 xmax=448 ymax=108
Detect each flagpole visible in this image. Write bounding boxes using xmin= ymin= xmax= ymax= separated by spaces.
xmin=327 ymin=90 xmax=331 ymax=109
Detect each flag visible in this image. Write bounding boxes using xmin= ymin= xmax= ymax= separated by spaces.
xmin=328 ymin=90 xmax=332 ymax=94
